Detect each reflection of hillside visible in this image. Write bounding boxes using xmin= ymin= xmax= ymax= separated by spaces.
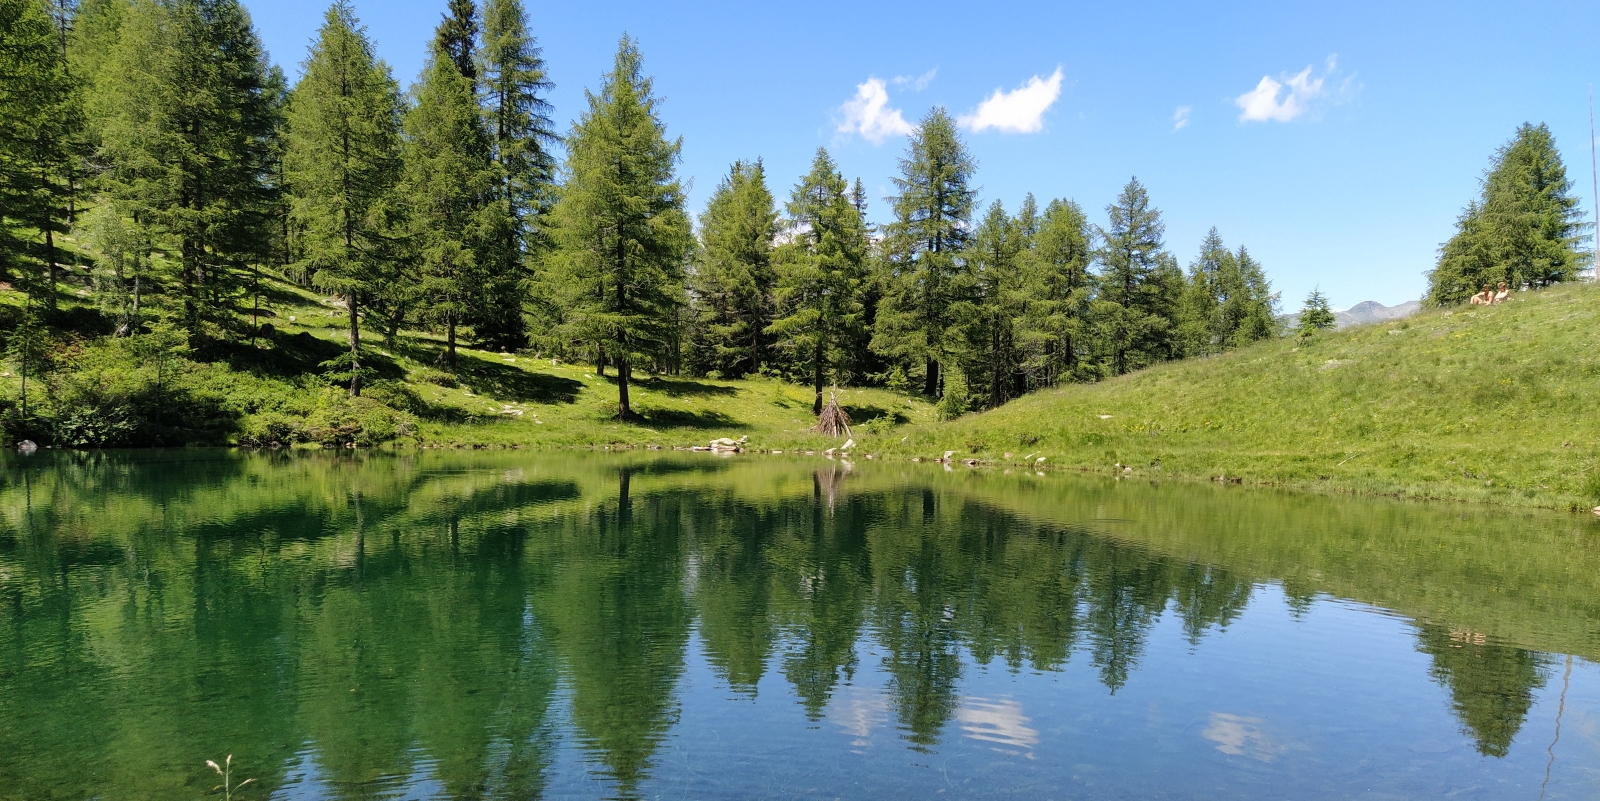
xmin=0 ymin=451 xmax=1591 ymax=797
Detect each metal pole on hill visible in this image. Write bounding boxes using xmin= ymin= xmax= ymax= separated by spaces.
xmin=1590 ymin=85 xmax=1598 ymax=280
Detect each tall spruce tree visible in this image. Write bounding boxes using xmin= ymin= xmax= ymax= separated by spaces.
xmin=0 ymin=0 xmax=77 ymax=305
xmin=690 ymin=159 xmax=776 ymax=378
xmin=1428 ymin=123 xmax=1589 ymax=305
xmin=1018 ymin=197 xmax=1094 ymax=386
xmin=769 ymin=148 xmax=867 ymax=415
xmin=873 ymin=107 xmax=976 ymax=397
xmin=1095 ymin=177 xmax=1181 ymax=374
xmin=403 ymin=42 xmax=494 ymax=370
xmin=283 ymin=1 xmax=403 ymax=396
xmin=547 ymin=36 xmax=690 ymax=419
xmin=475 ymin=0 xmax=554 ymax=348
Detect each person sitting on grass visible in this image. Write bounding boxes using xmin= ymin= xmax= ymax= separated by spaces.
xmin=1469 ymin=284 xmax=1493 ymax=305
xmin=1493 ymin=281 xmax=1510 ymax=304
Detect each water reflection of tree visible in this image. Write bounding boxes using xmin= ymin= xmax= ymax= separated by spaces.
xmin=1 ymin=451 xmax=1579 ymax=799
xmin=525 ymin=466 xmax=691 ymax=798
xmin=1415 ymin=624 xmax=1550 ymax=757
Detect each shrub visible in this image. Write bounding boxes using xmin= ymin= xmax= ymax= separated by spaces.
xmin=305 ymin=392 xmax=418 ymax=447
xmin=413 ymin=367 xmax=458 ymax=388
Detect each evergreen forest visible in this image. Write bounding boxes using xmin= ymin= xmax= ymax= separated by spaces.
xmin=0 ymin=0 xmax=1589 ymax=446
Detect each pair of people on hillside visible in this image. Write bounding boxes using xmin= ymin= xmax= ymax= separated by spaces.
xmin=1468 ymin=282 xmax=1510 ymax=306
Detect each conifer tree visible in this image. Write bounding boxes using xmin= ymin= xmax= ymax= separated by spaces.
xmin=1298 ymin=289 xmax=1336 ymax=335
xmin=1227 ymin=246 xmax=1278 ymax=343
xmin=475 ymin=0 xmax=555 ymax=348
xmin=769 ymin=148 xmax=866 ymax=415
xmin=283 ymin=1 xmax=404 ymax=395
xmin=547 ymin=36 xmax=690 ymax=419
xmin=959 ymin=200 xmax=1025 ymax=409
xmin=839 ymin=176 xmax=885 ymax=386
xmin=0 ymin=0 xmax=77 ymax=306
xmin=1095 ymin=177 xmax=1180 ymax=374
xmin=403 ymin=43 xmax=494 ymax=370
xmin=873 ymin=107 xmax=976 ymax=397
xmin=1428 ymin=123 xmax=1590 ymax=304
xmin=433 ymin=0 xmax=478 ymax=85
xmin=87 ymin=0 xmax=279 ymax=335
xmin=5 ymin=306 xmax=47 ymax=420
xmin=1018 ymin=197 xmax=1094 ymax=386
xmin=690 ymin=159 xmax=776 ymax=377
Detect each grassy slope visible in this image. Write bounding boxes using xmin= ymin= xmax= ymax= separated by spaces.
xmin=877 ymin=282 xmax=1600 ymax=509
xmin=8 ymin=248 xmax=1600 ymax=509
xmin=0 ymin=260 xmax=938 ymax=450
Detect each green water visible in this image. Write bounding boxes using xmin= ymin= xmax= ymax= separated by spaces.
xmin=1 ymin=451 xmax=1597 ymax=800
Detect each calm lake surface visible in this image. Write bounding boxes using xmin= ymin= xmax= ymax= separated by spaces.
xmin=1 ymin=451 xmax=1598 ymax=800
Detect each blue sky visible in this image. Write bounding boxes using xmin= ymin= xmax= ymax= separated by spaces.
xmin=244 ymin=0 xmax=1600 ymax=310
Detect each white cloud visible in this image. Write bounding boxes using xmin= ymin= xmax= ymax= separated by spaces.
xmin=1173 ymin=106 xmax=1192 ymax=131
xmin=837 ymin=78 xmax=914 ymax=144
xmin=1235 ymin=56 xmax=1342 ymax=123
xmin=894 ymin=68 xmax=938 ymax=91
xmin=959 ymin=67 xmax=1064 ymax=134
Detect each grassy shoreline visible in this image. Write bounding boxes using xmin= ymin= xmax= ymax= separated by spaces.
xmin=8 ymin=265 xmax=1600 ymax=511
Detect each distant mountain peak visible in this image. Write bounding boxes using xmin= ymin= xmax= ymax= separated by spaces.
xmin=1336 ymin=300 xmax=1420 ymax=328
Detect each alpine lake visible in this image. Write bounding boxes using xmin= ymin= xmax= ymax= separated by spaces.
xmin=1 ymin=450 xmax=1598 ymax=800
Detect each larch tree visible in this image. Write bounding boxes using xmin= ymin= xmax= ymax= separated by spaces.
xmin=959 ymin=199 xmax=1026 ymax=410
xmin=476 ymin=0 xmax=555 ymax=349
xmin=690 ymin=158 xmax=777 ymax=378
xmin=87 ymin=0 xmax=279 ymax=336
xmin=403 ymin=41 xmax=493 ymax=370
xmin=873 ymin=107 xmax=976 ymax=397
xmin=283 ymin=0 xmax=403 ymax=396
xmin=769 ymin=148 xmax=867 ymax=415
xmin=1018 ymin=197 xmax=1094 ymax=387
xmin=1095 ymin=177 xmax=1181 ymax=375
xmin=0 ymin=0 xmax=76 ymax=305
xmin=547 ymin=36 xmax=691 ymax=419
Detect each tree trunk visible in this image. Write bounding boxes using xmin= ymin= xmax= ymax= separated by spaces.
xmin=446 ymin=312 xmax=457 ymax=370
xmin=617 ymin=354 xmax=632 ymax=419
xmin=348 ymin=296 xmax=362 ymax=397
xmin=596 ymin=343 xmax=606 ymax=377
xmin=42 ymin=224 xmax=58 ymax=312
xmin=812 ymin=339 xmax=825 ymax=416
xmin=924 ymin=358 xmax=940 ymax=397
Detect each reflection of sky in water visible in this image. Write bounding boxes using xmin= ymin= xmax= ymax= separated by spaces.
xmin=1202 ymin=713 xmax=1284 ymax=762
xmin=831 ymin=685 xmax=891 ymax=749
xmin=957 ymin=697 xmax=1039 ymax=755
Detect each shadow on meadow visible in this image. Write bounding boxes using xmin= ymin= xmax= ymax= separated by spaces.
xmin=637 ymin=407 xmax=745 ymax=431
xmin=456 ymin=353 xmax=583 ymax=405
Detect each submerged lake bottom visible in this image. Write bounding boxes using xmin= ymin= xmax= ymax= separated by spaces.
xmin=1 ymin=451 xmax=1597 ymax=800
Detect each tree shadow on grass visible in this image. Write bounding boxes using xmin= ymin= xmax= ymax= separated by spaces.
xmin=216 ymin=330 xmax=405 ymax=381
xmin=843 ymin=404 xmax=909 ymax=425
xmin=455 ymin=352 xmax=583 ymax=404
xmin=638 ymin=376 xmax=738 ymax=398
xmin=637 ymin=407 xmax=747 ymax=431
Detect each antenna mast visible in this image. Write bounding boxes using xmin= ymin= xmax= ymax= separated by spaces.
xmin=1591 ymin=85 xmax=1598 ymax=280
